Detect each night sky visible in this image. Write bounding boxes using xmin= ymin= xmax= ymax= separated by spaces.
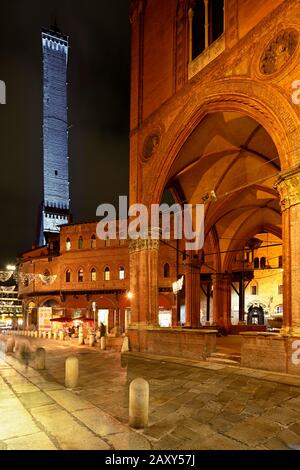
xmin=0 ymin=0 xmax=131 ymax=267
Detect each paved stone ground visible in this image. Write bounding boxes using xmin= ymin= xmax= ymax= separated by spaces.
xmin=1 ymin=336 xmax=300 ymax=450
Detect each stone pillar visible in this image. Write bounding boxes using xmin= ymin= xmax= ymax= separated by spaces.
xmin=184 ymin=258 xmax=200 ymax=328
xmin=212 ymin=274 xmax=232 ymax=327
xmin=276 ymin=169 xmax=300 ymax=336
xmin=129 ymin=236 xmax=159 ymax=350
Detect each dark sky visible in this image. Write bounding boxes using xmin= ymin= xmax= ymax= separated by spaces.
xmin=0 ymin=0 xmax=131 ymax=267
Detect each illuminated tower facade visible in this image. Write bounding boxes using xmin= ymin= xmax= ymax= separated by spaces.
xmin=39 ymin=26 xmax=70 ymax=246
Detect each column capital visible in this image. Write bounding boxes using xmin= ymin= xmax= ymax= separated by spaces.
xmin=275 ymin=165 xmax=300 ymax=211
xmin=129 ymin=237 xmax=159 ymax=254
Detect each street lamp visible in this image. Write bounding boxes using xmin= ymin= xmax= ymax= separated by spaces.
xmin=6 ymin=265 xmax=16 ymax=271
xmin=92 ymin=301 xmax=97 ymax=333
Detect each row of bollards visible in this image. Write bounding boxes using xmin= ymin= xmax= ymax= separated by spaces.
xmin=9 ymin=330 xmax=109 ymax=350
xmin=6 ymin=333 xmax=148 ymax=429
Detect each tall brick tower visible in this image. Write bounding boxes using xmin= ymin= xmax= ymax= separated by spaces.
xmin=38 ymin=24 xmax=70 ymax=246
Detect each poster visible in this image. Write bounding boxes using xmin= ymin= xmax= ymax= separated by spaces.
xmin=38 ymin=307 xmax=52 ymax=331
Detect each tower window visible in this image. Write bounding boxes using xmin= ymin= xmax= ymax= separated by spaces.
xmin=66 ymin=238 xmax=71 ymax=251
xmin=91 ymin=235 xmax=96 ymax=249
xmin=66 ymin=269 xmax=71 ymax=282
xmin=260 ymin=257 xmax=266 ymax=269
xmin=190 ymin=0 xmax=224 ymax=61
xmin=164 ymin=263 xmax=170 ymax=278
xmin=78 ymin=236 xmax=83 ymax=249
xmin=104 ymin=267 xmax=110 ymax=281
xmin=78 ymin=269 xmax=84 ymax=283
xmin=55 ymin=170 xmax=58 ymax=176
xmin=91 ymin=268 xmax=97 ymax=282
xmin=251 ymin=286 xmax=257 ymax=296
xmin=119 ymin=266 xmax=125 ymax=280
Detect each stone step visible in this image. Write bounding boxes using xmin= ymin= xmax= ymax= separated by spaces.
xmin=206 ymin=356 xmax=240 ymax=366
xmin=210 ymin=352 xmax=241 ymax=360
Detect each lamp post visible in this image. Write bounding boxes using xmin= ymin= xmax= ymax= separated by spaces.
xmin=92 ymin=301 xmax=97 ymax=333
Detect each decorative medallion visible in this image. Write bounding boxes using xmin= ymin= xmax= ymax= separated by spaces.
xmin=143 ymin=132 xmax=160 ymax=161
xmin=260 ymin=29 xmax=298 ymax=75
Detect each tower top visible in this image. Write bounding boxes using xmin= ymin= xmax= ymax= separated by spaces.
xmin=42 ymin=19 xmax=68 ymax=43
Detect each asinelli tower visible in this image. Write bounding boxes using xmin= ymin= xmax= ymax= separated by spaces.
xmin=38 ymin=23 xmax=70 ymax=246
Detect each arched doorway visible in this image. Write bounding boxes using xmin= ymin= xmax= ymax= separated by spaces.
xmin=160 ymin=111 xmax=281 ymax=329
xmin=247 ymin=305 xmax=265 ymax=326
xmin=129 ymin=91 xmax=300 ymax=347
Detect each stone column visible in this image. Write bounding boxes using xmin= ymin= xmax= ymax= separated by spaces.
xmin=212 ymin=274 xmax=231 ymax=327
xmin=276 ymin=168 xmax=300 ymax=336
xmin=129 ymin=236 xmax=159 ymax=350
xmin=184 ymin=258 xmax=200 ymax=328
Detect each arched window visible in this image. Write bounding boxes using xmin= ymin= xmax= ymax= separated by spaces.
xmin=189 ymin=0 xmax=224 ymax=61
xmin=66 ymin=238 xmax=71 ymax=251
xmin=260 ymin=257 xmax=266 ymax=269
xmin=78 ymin=236 xmax=83 ymax=249
xmin=119 ymin=266 xmax=125 ymax=280
xmin=91 ymin=268 xmax=97 ymax=282
xmin=254 ymin=257 xmax=259 ymax=269
xmin=91 ymin=235 xmax=96 ymax=249
xmin=66 ymin=269 xmax=71 ymax=283
xmin=78 ymin=269 xmax=84 ymax=283
xmin=44 ymin=269 xmax=50 ymax=277
xmin=104 ymin=267 xmax=110 ymax=281
xmin=164 ymin=263 xmax=170 ymax=278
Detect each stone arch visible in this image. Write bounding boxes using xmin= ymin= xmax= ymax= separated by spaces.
xmin=223 ymin=222 xmax=282 ymax=272
xmin=39 ymin=298 xmax=61 ymax=308
xmin=140 ymin=80 xmax=300 ymax=206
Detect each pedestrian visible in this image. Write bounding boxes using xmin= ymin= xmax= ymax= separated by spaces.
xmin=100 ymin=322 xmax=106 ymax=338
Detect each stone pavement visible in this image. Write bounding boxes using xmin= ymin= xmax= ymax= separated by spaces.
xmin=1 ymin=336 xmax=300 ymax=450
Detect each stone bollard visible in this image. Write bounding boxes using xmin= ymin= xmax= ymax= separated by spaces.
xmin=47 ymin=331 xmax=52 ymax=340
xmin=36 ymin=347 xmax=46 ymax=370
xmin=100 ymin=336 xmax=106 ymax=350
xmin=34 ymin=331 xmax=38 ymax=339
xmin=65 ymin=356 xmax=79 ymax=389
xmin=31 ymin=331 xmax=34 ymax=338
xmin=6 ymin=338 xmax=15 ymax=353
xmin=129 ymin=378 xmax=149 ymax=429
xmin=78 ymin=332 xmax=84 ymax=345
xmin=59 ymin=331 xmax=64 ymax=341
xmin=38 ymin=331 xmax=43 ymax=338
xmin=53 ymin=331 xmax=58 ymax=340
xmin=89 ymin=334 xmax=95 ymax=347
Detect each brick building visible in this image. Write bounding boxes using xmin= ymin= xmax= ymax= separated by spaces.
xmin=127 ymin=0 xmax=300 ymax=373
xmin=18 ymin=221 xmax=176 ymax=333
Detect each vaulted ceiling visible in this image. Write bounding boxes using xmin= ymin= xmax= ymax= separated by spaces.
xmin=165 ymin=111 xmax=282 ymax=270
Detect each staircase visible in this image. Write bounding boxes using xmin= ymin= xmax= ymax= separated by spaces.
xmin=207 ymin=352 xmax=241 ymax=366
